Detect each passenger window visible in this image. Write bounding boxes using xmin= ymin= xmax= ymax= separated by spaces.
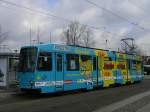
xmin=66 ymin=54 xmax=79 ymax=71
xmin=132 ymin=60 xmax=137 ymax=70
xmin=117 ymin=63 xmax=126 ymax=69
xmin=57 ymin=54 xmax=62 ymax=71
xmin=80 ymin=55 xmax=92 ymax=71
xmin=132 ymin=61 xmax=141 ymax=70
xmin=37 ymin=52 xmax=52 ymax=71
xmin=103 ymin=57 xmax=114 ymax=70
xmin=104 ymin=61 xmax=114 ymax=69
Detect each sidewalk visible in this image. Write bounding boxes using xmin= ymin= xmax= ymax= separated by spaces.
xmin=94 ymin=90 xmax=150 ymax=112
xmin=137 ymin=103 xmax=150 ymax=112
xmin=144 ymin=75 xmax=150 ymax=79
xmin=0 ymin=87 xmax=18 ymax=98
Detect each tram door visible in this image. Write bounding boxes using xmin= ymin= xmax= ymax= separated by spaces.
xmin=127 ymin=59 xmax=131 ymax=82
xmin=92 ymin=57 xmax=98 ymax=86
xmin=55 ymin=53 xmax=64 ymax=91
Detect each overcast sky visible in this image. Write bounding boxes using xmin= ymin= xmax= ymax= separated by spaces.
xmin=0 ymin=0 xmax=149 ymax=55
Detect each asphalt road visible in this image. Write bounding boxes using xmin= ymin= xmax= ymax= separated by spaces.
xmin=0 ymin=79 xmax=150 ymax=112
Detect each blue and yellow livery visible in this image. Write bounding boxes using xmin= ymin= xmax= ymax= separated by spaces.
xmin=17 ymin=44 xmax=144 ymax=93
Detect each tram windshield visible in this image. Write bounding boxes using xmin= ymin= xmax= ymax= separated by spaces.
xmin=18 ymin=47 xmax=37 ymax=72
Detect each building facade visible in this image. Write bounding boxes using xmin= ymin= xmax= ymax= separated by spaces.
xmin=0 ymin=53 xmax=19 ymax=88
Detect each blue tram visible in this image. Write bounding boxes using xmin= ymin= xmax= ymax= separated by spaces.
xmin=17 ymin=44 xmax=144 ymax=93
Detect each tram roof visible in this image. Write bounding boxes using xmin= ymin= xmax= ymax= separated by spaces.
xmin=22 ymin=43 xmax=141 ymax=59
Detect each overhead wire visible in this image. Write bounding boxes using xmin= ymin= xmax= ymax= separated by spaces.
xmin=0 ymin=0 xmax=106 ymax=31
xmin=0 ymin=0 xmax=136 ymax=47
xmin=84 ymin=0 xmax=148 ymax=31
xmin=127 ymin=0 xmax=150 ymax=15
xmin=0 ymin=0 xmax=131 ymax=40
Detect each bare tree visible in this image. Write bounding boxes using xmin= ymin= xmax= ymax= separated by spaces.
xmin=62 ymin=21 xmax=95 ymax=47
xmin=0 ymin=25 xmax=8 ymax=44
xmin=63 ymin=21 xmax=86 ymax=46
xmin=82 ymin=28 xmax=95 ymax=47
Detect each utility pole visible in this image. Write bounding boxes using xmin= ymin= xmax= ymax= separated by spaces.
xmin=66 ymin=29 xmax=69 ymax=45
xmin=37 ymin=25 xmax=40 ymax=45
xmin=0 ymin=25 xmax=1 ymax=35
xmin=49 ymin=32 xmax=52 ymax=43
xmin=106 ymin=39 xmax=108 ymax=50
xmin=29 ymin=24 xmax=32 ymax=46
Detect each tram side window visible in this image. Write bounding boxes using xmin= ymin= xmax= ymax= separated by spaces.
xmin=80 ymin=55 xmax=92 ymax=70
xmin=117 ymin=59 xmax=126 ymax=69
xmin=132 ymin=61 xmax=141 ymax=70
xmin=137 ymin=61 xmax=141 ymax=70
xmin=66 ymin=54 xmax=79 ymax=71
xmin=132 ymin=60 xmax=137 ymax=70
xmin=103 ymin=57 xmax=114 ymax=69
xmin=117 ymin=62 xmax=126 ymax=69
xmin=81 ymin=55 xmax=91 ymax=61
xmin=37 ymin=52 xmax=52 ymax=71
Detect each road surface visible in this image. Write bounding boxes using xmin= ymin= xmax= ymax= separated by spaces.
xmin=0 ymin=79 xmax=150 ymax=112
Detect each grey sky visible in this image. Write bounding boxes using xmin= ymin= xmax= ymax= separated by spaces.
xmin=0 ymin=0 xmax=149 ymax=55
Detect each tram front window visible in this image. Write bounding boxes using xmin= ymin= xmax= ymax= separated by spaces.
xmin=18 ymin=47 xmax=37 ymax=72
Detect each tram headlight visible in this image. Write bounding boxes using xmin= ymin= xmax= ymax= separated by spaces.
xmin=36 ymin=76 xmax=42 ymax=80
xmin=35 ymin=75 xmax=47 ymax=81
